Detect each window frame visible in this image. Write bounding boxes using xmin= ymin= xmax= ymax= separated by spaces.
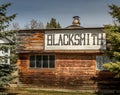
xmin=0 ymin=58 xmax=10 ymax=64
xmin=29 ymin=54 xmax=55 ymax=69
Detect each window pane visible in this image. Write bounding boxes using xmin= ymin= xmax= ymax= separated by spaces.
xmin=0 ymin=59 xmax=5 ymax=64
xmin=49 ymin=55 xmax=55 ymax=68
xmin=30 ymin=61 xmax=35 ymax=67
xmin=96 ymin=56 xmax=110 ymax=70
xmin=43 ymin=55 xmax=48 ymax=68
xmin=36 ymin=55 xmax=41 ymax=67
xmin=103 ymin=56 xmax=110 ymax=63
xmin=30 ymin=55 xmax=35 ymax=67
xmin=96 ymin=56 xmax=103 ymax=70
xmin=30 ymin=55 xmax=35 ymax=60
xmin=5 ymin=59 xmax=8 ymax=64
xmin=4 ymin=48 xmax=8 ymax=53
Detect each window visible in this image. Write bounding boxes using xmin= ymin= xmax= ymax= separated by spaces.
xmin=96 ymin=56 xmax=110 ymax=70
xmin=4 ymin=59 xmax=8 ymax=64
xmin=0 ymin=59 xmax=9 ymax=64
xmin=4 ymin=48 xmax=8 ymax=53
xmin=2 ymin=48 xmax=8 ymax=54
xmin=29 ymin=55 xmax=55 ymax=68
xmin=49 ymin=55 xmax=55 ymax=68
xmin=30 ymin=55 xmax=35 ymax=67
xmin=43 ymin=55 xmax=48 ymax=68
xmin=36 ymin=55 xmax=41 ymax=67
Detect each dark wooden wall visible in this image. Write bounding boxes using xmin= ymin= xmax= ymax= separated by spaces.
xmin=18 ymin=53 xmax=120 ymax=90
xmin=18 ymin=53 xmax=95 ymax=88
xmin=17 ymin=29 xmax=120 ymax=91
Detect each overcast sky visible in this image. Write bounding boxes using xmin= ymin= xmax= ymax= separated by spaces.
xmin=0 ymin=0 xmax=120 ymax=28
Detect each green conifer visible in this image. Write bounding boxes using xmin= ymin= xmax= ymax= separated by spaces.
xmin=0 ymin=3 xmax=17 ymax=88
xmin=103 ymin=4 xmax=120 ymax=78
xmin=46 ymin=18 xmax=61 ymax=28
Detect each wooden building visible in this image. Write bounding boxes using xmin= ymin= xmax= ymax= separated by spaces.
xmin=17 ymin=17 xmax=120 ymax=91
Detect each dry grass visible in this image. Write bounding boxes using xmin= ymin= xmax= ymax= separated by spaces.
xmin=1 ymin=88 xmax=118 ymax=95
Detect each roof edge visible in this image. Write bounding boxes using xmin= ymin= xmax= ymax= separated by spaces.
xmin=19 ymin=27 xmax=104 ymax=32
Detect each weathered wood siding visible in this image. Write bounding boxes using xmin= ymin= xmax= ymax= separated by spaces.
xmin=18 ymin=53 xmax=120 ymax=90
xmin=18 ymin=53 xmax=96 ymax=88
xmin=17 ymin=29 xmax=120 ymax=91
xmin=17 ymin=28 xmax=105 ymax=54
xmin=17 ymin=30 xmax=44 ymax=53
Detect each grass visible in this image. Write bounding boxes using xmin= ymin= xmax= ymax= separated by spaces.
xmin=27 ymin=90 xmax=96 ymax=95
xmin=25 ymin=90 xmax=120 ymax=95
xmin=2 ymin=87 xmax=119 ymax=95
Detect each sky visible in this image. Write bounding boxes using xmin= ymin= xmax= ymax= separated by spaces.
xmin=0 ymin=0 xmax=120 ymax=28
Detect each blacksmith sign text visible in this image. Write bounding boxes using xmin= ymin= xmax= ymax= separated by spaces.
xmin=45 ymin=29 xmax=106 ymax=50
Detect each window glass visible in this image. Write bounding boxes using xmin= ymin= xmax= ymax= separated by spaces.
xmin=30 ymin=55 xmax=35 ymax=60
xmin=2 ymin=48 xmax=8 ymax=54
xmin=36 ymin=55 xmax=42 ymax=67
xmin=43 ymin=55 xmax=48 ymax=68
xmin=4 ymin=59 xmax=8 ymax=64
xmin=0 ymin=58 xmax=9 ymax=64
xmin=30 ymin=55 xmax=35 ymax=67
xmin=49 ymin=55 xmax=55 ymax=68
xmin=4 ymin=48 xmax=8 ymax=53
xmin=29 ymin=55 xmax=55 ymax=68
xmin=96 ymin=56 xmax=110 ymax=70
xmin=0 ymin=59 xmax=5 ymax=64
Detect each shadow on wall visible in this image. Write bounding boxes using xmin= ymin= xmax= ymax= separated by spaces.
xmin=92 ymin=71 xmax=120 ymax=94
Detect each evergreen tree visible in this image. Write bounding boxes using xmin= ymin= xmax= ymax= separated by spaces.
xmin=0 ymin=3 xmax=17 ymax=87
xmin=46 ymin=22 xmax=50 ymax=28
xmin=103 ymin=4 xmax=120 ymax=78
xmin=46 ymin=18 xmax=61 ymax=28
xmin=109 ymin=4 xmax=120 ymax=23
xmin=57 ymin=22 xmax=61 ymax=28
